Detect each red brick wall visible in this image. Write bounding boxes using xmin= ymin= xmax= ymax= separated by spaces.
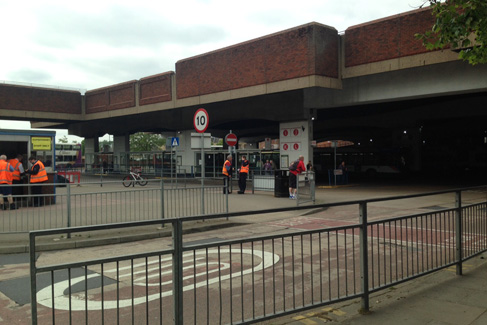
xmin=176 ymin=23 xmax=339 ymax=99
xmin=139 ymin=72 xmax=173 ymax=106
xmin=85 ymin=81 xmax=136 ymax=114
xmin=345 ymin=8 xmax=435 ymax=67
xmin=0 ymin=84 xmax=81 ymax=114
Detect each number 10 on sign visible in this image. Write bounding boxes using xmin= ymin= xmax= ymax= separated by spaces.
xmin=194 ymin=108 xmax=209 ymax=133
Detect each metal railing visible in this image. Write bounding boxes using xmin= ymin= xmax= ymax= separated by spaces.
xmin=1 ymin=180 xmax=227 ymax=233
xmin=29 ymin=186 xmax=487 ymax=324
xmin=296 ymin=172 xmax=315 ymax=205
xmin=251 ymin=170 xmax=274 ymax=192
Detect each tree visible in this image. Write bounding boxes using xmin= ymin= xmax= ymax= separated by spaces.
xmin=58 ymin=135 xmax=68 ymax=143
xmin=416 ymin=0 xmax=487 ymax=65
xmin=130 ymin=133 xmax=166 ymax=152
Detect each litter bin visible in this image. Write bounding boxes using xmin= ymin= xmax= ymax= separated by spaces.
xmin=274 ymin=170 xmax=289 ymax=197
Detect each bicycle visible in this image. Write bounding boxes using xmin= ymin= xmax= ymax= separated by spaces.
xmin=122 ymin=170 xmax=148 ymax=187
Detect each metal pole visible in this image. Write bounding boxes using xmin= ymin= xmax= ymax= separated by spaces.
xmin=160 ymin=179 xmax=165 ymax=220
xmin=359 ymin=201 xmax=370 ymax=312
xmin=29 ymin=233 xmax=38 ymax=325
xmin=201 ymin=133 xmax=205 ymax=215
xmin=172 ymin=219 xmax=184 ymax=324
xmin=455 ymin=191 xmax=463 ymax=275
xmin=334 ymin=141 xmax=337 ymax=186
xmin=67 ymin=182 xmax=71 ymax=239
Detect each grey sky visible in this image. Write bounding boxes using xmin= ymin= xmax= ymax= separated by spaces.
xmin=0 ymin=0 xmax=426 ymax=137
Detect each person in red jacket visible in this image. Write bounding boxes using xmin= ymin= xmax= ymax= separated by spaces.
xmin=289 ymin=155 xmax=306 ymax=199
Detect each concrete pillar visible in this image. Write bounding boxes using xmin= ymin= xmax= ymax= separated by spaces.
xmin=279 ymin=120 xmax=312 ymax=169
xmin=84 ymin=137 xmax=99 ymax=170
xmin=113 ymin=135 xmax=130 ymax=172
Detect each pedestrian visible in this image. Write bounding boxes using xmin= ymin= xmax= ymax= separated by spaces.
xmin=270 ymin=159 xmax=276 ymax=171
xmin=306 ymin=160 xmax=313 ymax=182
xmin=306 ymin=160 xmax=313 ymax=172
xmin=337 ymin=161 xmax=348 ymax=184
xmin=264 ymin=160 xmax=272 ymax=175
xmin=25 ymin=156 xmax=48 ymax=207
xmin=8 ymin=154 xmax=25 ymax=206
xmin=238 ymin=155 xmax=249 ymax=194
xmin=288 ymin=155 xmax=306 ymax=199
xmin=0 ymin=155 xmax=16 ymax=210
xmin=222 ymin=155 xmax=233 ymax=194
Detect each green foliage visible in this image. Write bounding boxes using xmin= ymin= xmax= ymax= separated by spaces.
xmin=416 ymin=0 xmax=487 ymax=65
xmin=130 ymin=133 xmax=166 ymax=152
xmin=58 ymin=135 xmax=68 ymax=143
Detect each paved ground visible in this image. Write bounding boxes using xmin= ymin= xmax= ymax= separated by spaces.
xmin=0 ymin=179 xmax=486 ymax=324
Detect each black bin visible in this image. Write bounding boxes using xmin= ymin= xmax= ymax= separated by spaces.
xmin=274 ymin=170 xmax=289 ymax=197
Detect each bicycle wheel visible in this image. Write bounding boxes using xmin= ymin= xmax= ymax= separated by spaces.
xmin=122 ymin=176 xmax=133 ymax=187
xmin=137 ymin=175 xmax=148 ymax=186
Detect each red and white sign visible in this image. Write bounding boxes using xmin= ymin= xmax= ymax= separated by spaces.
xmin=225 ymin=133 xmax=238 ymax=146
xmin=283 ymin=129 xmax=289 ymax=137
xmin=193 ymin=108 xmax=209 ymax=133
xmin=282 ymin=142 xmax=301 ymax=152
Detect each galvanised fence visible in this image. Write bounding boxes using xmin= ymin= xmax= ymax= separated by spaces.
xmin=1 ymin=180 xmax=227 ymax=233
xmin=29 ymin=186 xmax=486 ymax=324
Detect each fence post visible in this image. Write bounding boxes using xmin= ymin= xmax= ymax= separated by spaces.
xmin=455 ymin=190 xmax=463 ymax=275
xmin=67 ymin=182 xmax=72 ymax=239
xmin=160 ymin=179 xmax=165 ymax=220
xmin=225 ymin=177 xmax=229 ymax=215
xmin=359 ymin=201 xmax=370 ymax=312
xmin=172 ymin=219 xmax=183 ymax=324
xmin=29 ymin=233 xmax=38 ymax=325
xmin=252 ymin=170 xmax=255 ymax=194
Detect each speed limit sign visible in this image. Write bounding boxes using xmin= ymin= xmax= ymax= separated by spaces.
xmin=193 ymin=108 xmax=209 ymax=133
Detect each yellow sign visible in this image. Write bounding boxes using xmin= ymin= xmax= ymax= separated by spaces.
xmin=32 ymin=137 xmax=52 ymax=151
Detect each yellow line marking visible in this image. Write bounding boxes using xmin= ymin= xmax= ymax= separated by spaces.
xmin=332 ymin=309 xmax=346 ymax=316
xmin=292 ymin=315 xmax=319 ymax=324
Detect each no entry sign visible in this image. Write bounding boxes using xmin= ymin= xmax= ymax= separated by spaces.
xmin=225 ymin=133 xmax=237 ymax=146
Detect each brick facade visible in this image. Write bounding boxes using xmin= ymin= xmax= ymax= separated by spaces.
xmin=175 ymin=23 xmax=339 ymax=99
xmin=85 ymin=81 xmax=136 ymax=114
xmin=0 ymin=84 xmax=81 ymax=114
xmin=344 ymin=8 xmax=435 ymax=67
xmin=139 ymin=72 xmax=173 ymax=106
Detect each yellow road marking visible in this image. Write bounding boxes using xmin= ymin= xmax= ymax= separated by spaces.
xmin=292 ymin=315 xmax=318 ymax=324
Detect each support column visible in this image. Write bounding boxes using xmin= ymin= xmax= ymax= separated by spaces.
xmin=84 ymin=137 xmax=99 ymax=172
xmin=113 ymin=134 xmax=130 ymax=172
xmin=279 ymin=120 xmax=312 ymax=169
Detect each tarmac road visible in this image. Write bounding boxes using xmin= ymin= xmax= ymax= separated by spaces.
xmin=0 ymin=180 xmax=486 ymax=324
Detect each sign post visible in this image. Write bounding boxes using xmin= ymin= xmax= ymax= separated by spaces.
xmin=225 ymin=131 xmax=238 ymax=182
xmin=194 ymin=108 xmax=209 ymax=214
xmin=170 ymin=137 xmax=180 ymax=184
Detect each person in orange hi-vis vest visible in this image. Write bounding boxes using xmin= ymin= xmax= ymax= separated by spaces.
xmin=26 ymin=156 xmax=48 ymax=207
xmin=0 ymin=155 xmax=16 ymax=210
xmin=222 ymin=155 xmax=233 ymax=194
xmin=8 ymin=154 xmax=25 ymax=206
xmin=238 ymin=155 xmax=249 ymax=194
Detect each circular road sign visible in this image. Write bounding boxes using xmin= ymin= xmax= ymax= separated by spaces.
xmin=225 ymin=133 xmax=238 ymax=146
xmin=193 ymin=108 xmax=209 ymax=133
